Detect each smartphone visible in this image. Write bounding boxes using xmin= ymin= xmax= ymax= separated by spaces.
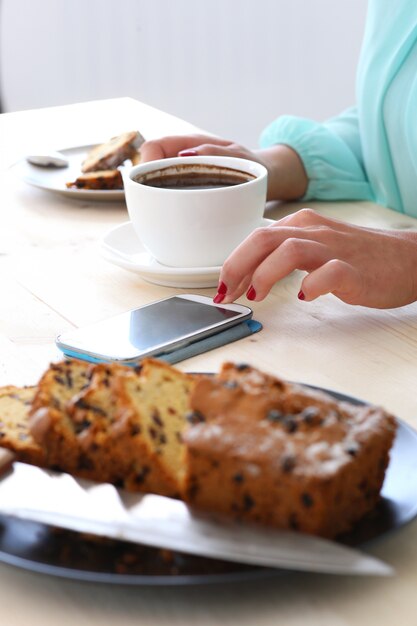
xmin=56 ymin=294 xmax=253 ymax=365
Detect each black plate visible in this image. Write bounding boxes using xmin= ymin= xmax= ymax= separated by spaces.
xmin=0 ymin=387 xmax=416 ymax=585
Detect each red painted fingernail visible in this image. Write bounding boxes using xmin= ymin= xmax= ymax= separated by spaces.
xmin=298 ymin=290 xmax=305 ymax=300
xmin=217 ymin=281 xmax=228 ymax=295
xmin=178 ymin=149 xmax=198 ymax=156
xmin=213 ymin=292 xmax=225 ymax=304
xmin=246 ymin=285 xmax=256 ymax=301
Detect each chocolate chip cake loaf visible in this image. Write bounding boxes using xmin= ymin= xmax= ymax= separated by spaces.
xmin=182 ymin=363 xmax=397 ymax=538
xmin=0 ymin=358 xmax=396 ymax=538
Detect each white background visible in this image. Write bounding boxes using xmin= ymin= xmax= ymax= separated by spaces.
xmin=0 ymin=0 xmax=367 ymax=147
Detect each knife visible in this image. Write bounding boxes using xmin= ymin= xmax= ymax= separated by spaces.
xmin=0 ymin=449 xmax=393 ymax=576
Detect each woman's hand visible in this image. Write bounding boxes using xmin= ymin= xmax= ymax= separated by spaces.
xmin=140 ymin=134 xmax=260 ymax=163
xmin=214 ymin=208 xmax=417 ymax=309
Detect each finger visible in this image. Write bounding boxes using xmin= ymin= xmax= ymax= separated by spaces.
xmin=300 ymin=259 xmax=363 ymax=304
xmin=220 ymin=275 xmax=252 ymax=304
xmin=222 ymin=239 xmax=331 ymax=303
xmin=220 ymin=224 xmax=335 ymax=299
xmin=181 ymin=143 xmax=255 ymax=161
xmin=273 ymin=207 xmax=358 ymax=234
xmin=140 ymin=134 xmax=231 ymax=162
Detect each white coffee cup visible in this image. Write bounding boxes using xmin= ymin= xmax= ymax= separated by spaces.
xmin=124 ymin=155 xmax=268 ymax=268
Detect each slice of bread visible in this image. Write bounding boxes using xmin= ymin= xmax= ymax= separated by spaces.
xmin=81 ymin=131 xmax=144 ymax=173
xmin=0 ymin=385 xmax=44 ymax=465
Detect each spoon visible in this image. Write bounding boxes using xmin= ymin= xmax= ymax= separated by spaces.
xmin=26 ymin=151 xmax=69 ymax=168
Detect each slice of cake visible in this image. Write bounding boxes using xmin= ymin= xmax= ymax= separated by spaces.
xmin=0 ymin=385 xmax=44 ymax=465
xmin=81 ymin=131 xmax=144 ymax=173
xmin=66 ymin=169 xmax=123 ymax=190
xmin=63 ymin=362 xmax=179 ymax=495
xmin=114 ymin=359 xmax=200 ymax=495
xmin=182 ymin=363 xmax=397 ymax=538
xmin=28 ymin=359 xmax=93 ymax=469
xmin=30 ymin=359 xmax=93 ymax=417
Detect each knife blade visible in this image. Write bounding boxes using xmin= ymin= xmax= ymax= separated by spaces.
xmin=0 ymin=451 xmax=393 ymax=576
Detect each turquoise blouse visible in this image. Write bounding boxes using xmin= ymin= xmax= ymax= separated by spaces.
xmin=260 ymin=0 xmax=417 ymax=216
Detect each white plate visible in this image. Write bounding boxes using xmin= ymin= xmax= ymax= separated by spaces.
xmin=100 ymin=218 xmax=275 ymax=288
xmin=13 ymin=145 xmax=126 ymax=202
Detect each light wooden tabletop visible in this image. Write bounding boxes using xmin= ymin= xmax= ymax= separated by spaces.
xmin=1 ymin=97 xmax=417 ymax=626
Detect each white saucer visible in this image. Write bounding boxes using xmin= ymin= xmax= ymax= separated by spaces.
xmin=100 ymin=218 xmax=275 ymax=288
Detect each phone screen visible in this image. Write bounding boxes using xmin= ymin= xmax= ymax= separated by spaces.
xmin=57 ymin=296 xmax=251 ymax=361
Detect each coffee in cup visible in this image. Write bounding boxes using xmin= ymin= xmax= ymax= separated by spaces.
xmin=134 ymin=163 xmax=256 ymax=190
xmin=124 ymin=156 xmax=268 ymax=268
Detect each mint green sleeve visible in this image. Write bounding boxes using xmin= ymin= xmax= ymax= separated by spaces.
xmin=259 ymin=107 xmax=375 ymax=202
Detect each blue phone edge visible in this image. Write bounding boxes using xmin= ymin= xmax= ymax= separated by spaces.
xmin=58 ymin=319 xmax=263 ymax=367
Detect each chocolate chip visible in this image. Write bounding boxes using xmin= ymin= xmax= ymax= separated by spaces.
xmin=73 ymin=399 xmax=106 ymax=417
xmin=346 ymin=443 xmax=359 ymax=457
xmin=301 ymin=493 xmax=314 ymax=508
xmin=74 ymin=419 xmax=91 ymax=434
xmin=243 ymin=494 xmax=255 ymax=511
xmin=186 ymin=410 xmax=206 ymax=424
xmin=151 ymin=411 xmax=164 ymax=428
xmin=187 ymin=481 xmax=200 ymax=500
xmin=266 ymin=409 xmax=285 ymax=423
xmin=134 ymin=466 xmax=150 ymax=484
xmin=131 ymin=424 xmax=141 ymax=436
xmin=284 ymin=417 xmax=298 ymax=433
xmin=77 ymin=455 xmax=94 ymax=471
xmin=65 ymin=370 xmax=73 ymax=389
xmin=289 ymin=513 xmax=299 ymax=530
xmin=223 ymin=380 xmax=239 ymax=389
xmin=148 ymin=427 xmax=157 ymax=440
xmin=235 ymin=363 xmax=250 ymax=371
xmin=282 ymin=455 xmax=296 ymax=473
xmin=301 ymin=406 xmax=320 ymax=424
xmin=233 ymin=473 xmax=245 ymax=483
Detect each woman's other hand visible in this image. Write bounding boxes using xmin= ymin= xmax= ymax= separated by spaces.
xmin=214 ymin=208 xmax=417 ymax=309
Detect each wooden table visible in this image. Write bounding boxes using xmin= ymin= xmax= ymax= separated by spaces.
xmin=1 ymin=97 xmax=417 ymax=626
